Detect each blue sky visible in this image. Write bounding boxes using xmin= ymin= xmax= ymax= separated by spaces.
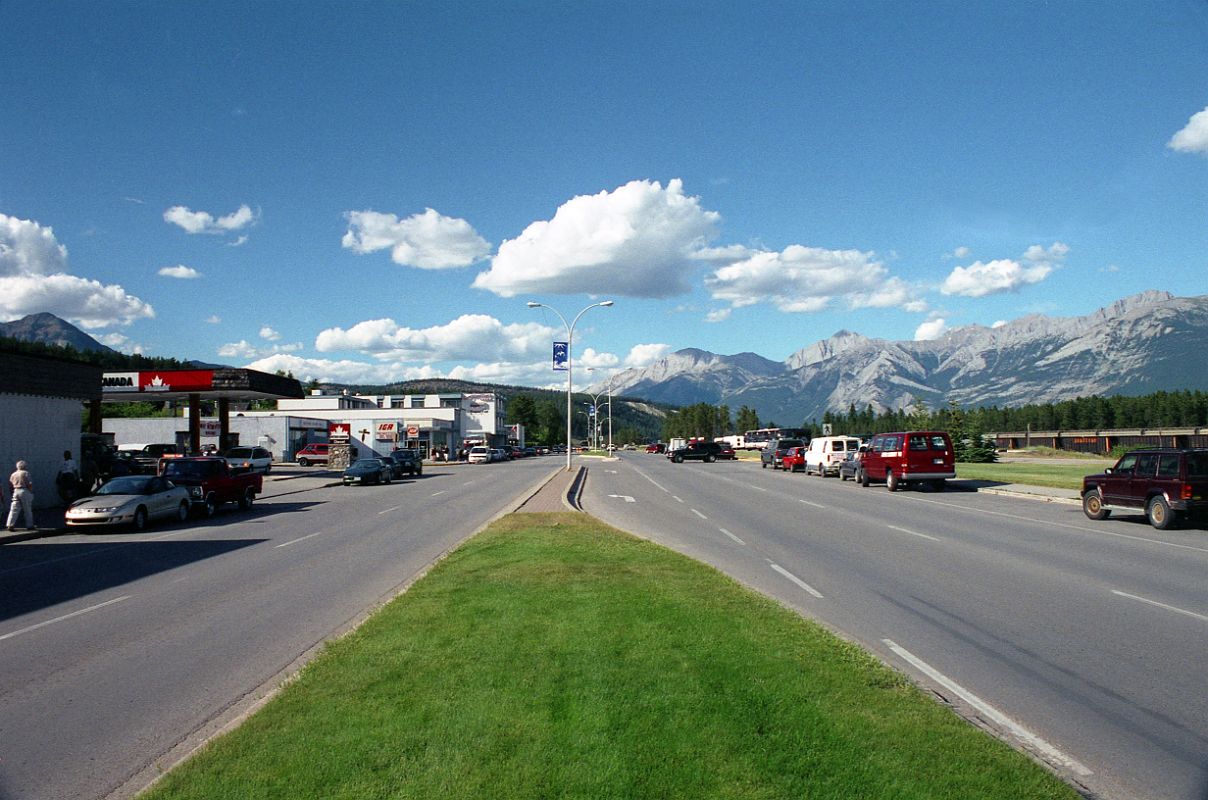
xmin=2 ymin=1 xmax=1207 ymax=388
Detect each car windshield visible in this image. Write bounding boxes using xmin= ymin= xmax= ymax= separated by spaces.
xmin=352 ymin=459 xmax=382 ymax=467
xmin=98 ymin=476 xmax=152 ymax=495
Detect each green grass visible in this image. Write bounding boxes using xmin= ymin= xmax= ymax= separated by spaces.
xmin=143 ymin=514 xmax=1078 ymax=800
xmin=955 ymin=461 xmax=1103 ymax=490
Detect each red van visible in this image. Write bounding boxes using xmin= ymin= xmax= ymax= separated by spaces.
xmin=858 ymin=431 xmax=955 ymax=491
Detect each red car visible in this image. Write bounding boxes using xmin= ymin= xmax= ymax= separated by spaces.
xmin=716 ymin=444 xmax=737 ymax=460
xmin=780 ymin=446 xmax=807 ymax=473
xmin=646 ymin=443 xmax=666 ymax=453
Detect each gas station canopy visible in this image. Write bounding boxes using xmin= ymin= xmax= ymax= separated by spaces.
xmin=100 ymin=368 xmax=303 ymax=403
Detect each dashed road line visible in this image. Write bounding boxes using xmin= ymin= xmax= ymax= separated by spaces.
xmin=671 ymin=496 xmax=684 ymax=504
xmin=376 ymin=506 xmax=401 ymax=515
xmin=1 ymin=596 xmax=131 ymax=643
xmin=883 ymin=639 xmax=1092 ymax=777
xmin=798 ymin=499 xmax=825 ymax=509
xmin=886 ymin=524 xmax=940 ymax=542
xmin=720 ymin=528 xmax=746 ymax=545
xmin=431 ymin=490 xmax=446 ymax=497
xmin=691 ymin=508 xmax=707 ymax=520
xmin=1112 ymin=590 xmax=1208 ymax=623
xmin=770 ymin=564 xmax=824 ymax=598
xmin=275 ymin=531 xmax=324 ymax=548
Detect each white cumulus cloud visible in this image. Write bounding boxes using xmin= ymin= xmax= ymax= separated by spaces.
xmin=941 ymin=242 xmax=1066 ymax=297
xmin=157 ymin=265 xmax=201 ymax=279
xmin=705 ymin=245 xmax=923 ymax=313
xmin=1168 ymin=106 xmax=1208 ymax=155
xmin=259 ymin=325 xmax=281 ymax=341
xmin=0 ymin=214 xmax=154 ymax=327
xmin=314 ymin=314 xmax=560 ymax=363
xmin=164 ymin=204 xmax=259 ymax=235
xmin=624 ymin=343 xmax=672 ymax=367
xmin=206 ymin=315 xmax=221 ymax=324
xmin=342 ymin=208 xmax=491 ymax=269
xmin=915 ymin=318 xmax=947 ymax=341
xmin=705 ymin=308 xmax=732 ymax=323
xmin=473 ymin=178 xmax=720 ymax=298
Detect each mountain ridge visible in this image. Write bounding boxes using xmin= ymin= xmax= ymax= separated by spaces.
xmin=593 ymin=291 xmax=1208 ymax=423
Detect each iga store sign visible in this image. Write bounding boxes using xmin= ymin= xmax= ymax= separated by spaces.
xmin=376 ymin=422 xmax=397 ymax=441
xmin=102 ymin=370 xmax=215 ymax=393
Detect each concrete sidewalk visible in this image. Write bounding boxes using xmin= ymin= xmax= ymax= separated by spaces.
xmin=514 ymin=466 xmax=586 ymax=513
xmin=955 ymin=480 xmax=1081 ymax=505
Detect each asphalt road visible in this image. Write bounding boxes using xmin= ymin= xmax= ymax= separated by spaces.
xmin=583 ymin=455 xmax=1208 ymax=800
xmin=0 ymin=458 xmax=556 ymax=800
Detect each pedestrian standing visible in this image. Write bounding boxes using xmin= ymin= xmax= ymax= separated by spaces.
xmin=7 ymin=460 xmax=35 ymax=532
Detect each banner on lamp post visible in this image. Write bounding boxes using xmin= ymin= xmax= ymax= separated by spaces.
xmin=552 ymin=341 xmax=568 ymax=371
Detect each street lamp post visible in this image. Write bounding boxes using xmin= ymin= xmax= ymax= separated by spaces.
xmin=585 ymin=367 xmax=615 ymax=456
xmin=527 ymin=300 xmax=614 ymax=471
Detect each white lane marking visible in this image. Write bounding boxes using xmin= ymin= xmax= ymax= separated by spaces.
xmin=275 ymin=531 xmax=324 ymax=548
xmin=883 ymin=639 xmax=1092 ymax=777
xmin=753 ymin=486 xmax=768 ymax=492
xmin=431 ymin=490 xmax=447 ymax=497
xmin=462 ymin=481 xmax=476 ymax=487
xmin=905 ymin=495 xmax=1208 ymax=554
xmin=720 ymin=528 xmax=746 ymax=545
xmin=376 ymin=506 xmax=401 ymax=516
xmin=0 ymin=596 xmax=131 ymax=643
xmin=798 ymin=499 xmax=826 ymax=509
xmin=770 ymin=564 xmax=824 ymax=598
xmin=1112 ymin=590 xmax=1208 ymax=623
xmin=633 ymin=468 xmax=670 ymax=493
xmin=608 ymin=494 xmax=636 ymax=503
xmin=691 ymin=508 xmax=707 ymax=520
xmin=887 ymin=524 xmax=940 ymax=542
xmin=671 ymin=496 xmax=684 ymax=504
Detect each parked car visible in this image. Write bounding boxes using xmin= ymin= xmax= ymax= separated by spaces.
xmin=646 ymin=443 xmax=666 ymax=454
xmin=343 ymin=458 xmax=392 ymax=485
xmin=780 ymin=446 xmax=807 ymax=473
xmin=761 ymin=438 xmax=805 ymax=470
xmin=1081 ymin=448 xmax=1208 ymax=529
xmin=118 ymin=443 xmax=184 ymax=474
xmin=838 ymin=449 xmax=867 ymax=481
xmin=490 ymin=448 xmax=507 ymax=462
xmin=388 ymin=448 xmax=424 ymax=476
xmin=295 ymin=443 xmax=330 ymax=467
xmin=716 ymin=443 xmax=737 ymax=460
xmin=468 ymin=446 xmax=492 ymax=464
xmin=804 ymin=436 xmax=863 ymax=477
xmin=66 ymin=474 xmax=191 ymax=531
xmin=858 ymin=431 xmax=955 ymax=491
xmin=223 ymin=445 xmax=273 ymax=474
xmin=160 ymin=456 xmax=263 ymax=517
xmin=669 ymin=441 xmax=722 ymax=463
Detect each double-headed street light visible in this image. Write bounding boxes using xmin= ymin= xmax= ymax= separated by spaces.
xmin=586 ymin=367 xmax=614 ymax=456
xmin=527 ymin=300 xmax=614 ymax=471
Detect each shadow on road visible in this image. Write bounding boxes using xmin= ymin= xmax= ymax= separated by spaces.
xmin=0 ymin=539 xmax=265 ymax=624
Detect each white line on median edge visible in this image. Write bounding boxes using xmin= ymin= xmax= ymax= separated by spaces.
xmin=691 ymin=508 xmax=707 ymax=520
xmin=0 ymin=596 xmax=131 ymax=642
xmin=720 ymin=528 xmax=746 ymax=545
xmin=377 ymin=506 xmax=401 ymax=515
xmin=798 ymin=499 xmax=825 ymax=509
xmin=770 ymin=564 xmax=824 ymax=598
xmin=883 ymin=639 xmax=1092 ymax=777
xmin=1112 ymin=590 xmax=1208 ymax=623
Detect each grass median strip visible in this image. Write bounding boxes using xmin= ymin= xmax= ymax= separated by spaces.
xmin=144 ymin=513 xmax=1078 ymax=800
xmin=956 ymin=461 xmax=1097 ymax=490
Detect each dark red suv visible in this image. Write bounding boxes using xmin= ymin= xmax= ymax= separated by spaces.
xmin=1081 ymin=448 xmax=1208 ymax=529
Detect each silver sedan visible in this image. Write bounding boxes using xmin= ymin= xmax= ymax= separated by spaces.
xmin=66 ymin=475 xmax=191 ymax=531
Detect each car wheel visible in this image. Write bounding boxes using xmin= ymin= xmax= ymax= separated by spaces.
xmin=176 ymin=501 xmax=189 ymax=523
xmin=1146 ymin=496 xmax=1176 ymax=530
xmin=383 ymin=472 xmax=392 ymax=484
xmin=132 ymin=506 xmax=148 ymax=531
xmin=705 ymin=454 xmax=716 ymax=463
xmin=239 ymin=487 xmax=255 ymax=510
xmin=761 ymin=460 xmax=767 ymax=469
xmin=264 ymin=464 xmax=271 ymax=474
xmin=203 ymin=494 xmax=217 ymax=518
xmin=859 ymin=469 xmax=870 ymax=488
xmin=840 ymin=471 xmax=848 ymax=482
xmin=886 ymin=470 xmax=899 ymax=492
xmin=1082 ymin=490 xmax=1110 ymax=520
xmin=416 ymin=467 xmax=422 ymax=476
xmin=298 ymin=457 xmax=310 ymax=467
xmin=673 ymin=454 xmax=684 ymax=463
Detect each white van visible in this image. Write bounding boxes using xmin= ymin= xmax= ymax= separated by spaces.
xmin=804 ymin=436 xmax=862 ymax=477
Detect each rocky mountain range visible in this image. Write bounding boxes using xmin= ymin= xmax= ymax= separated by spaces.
xmin=593 ymin=291 xmax=1208 ymax=424
xmin=0 ymin=313 xmax=115 ymax=353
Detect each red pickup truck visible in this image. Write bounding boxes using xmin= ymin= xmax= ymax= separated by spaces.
xmin=160 ymin=457 xmax=263 ymax=517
